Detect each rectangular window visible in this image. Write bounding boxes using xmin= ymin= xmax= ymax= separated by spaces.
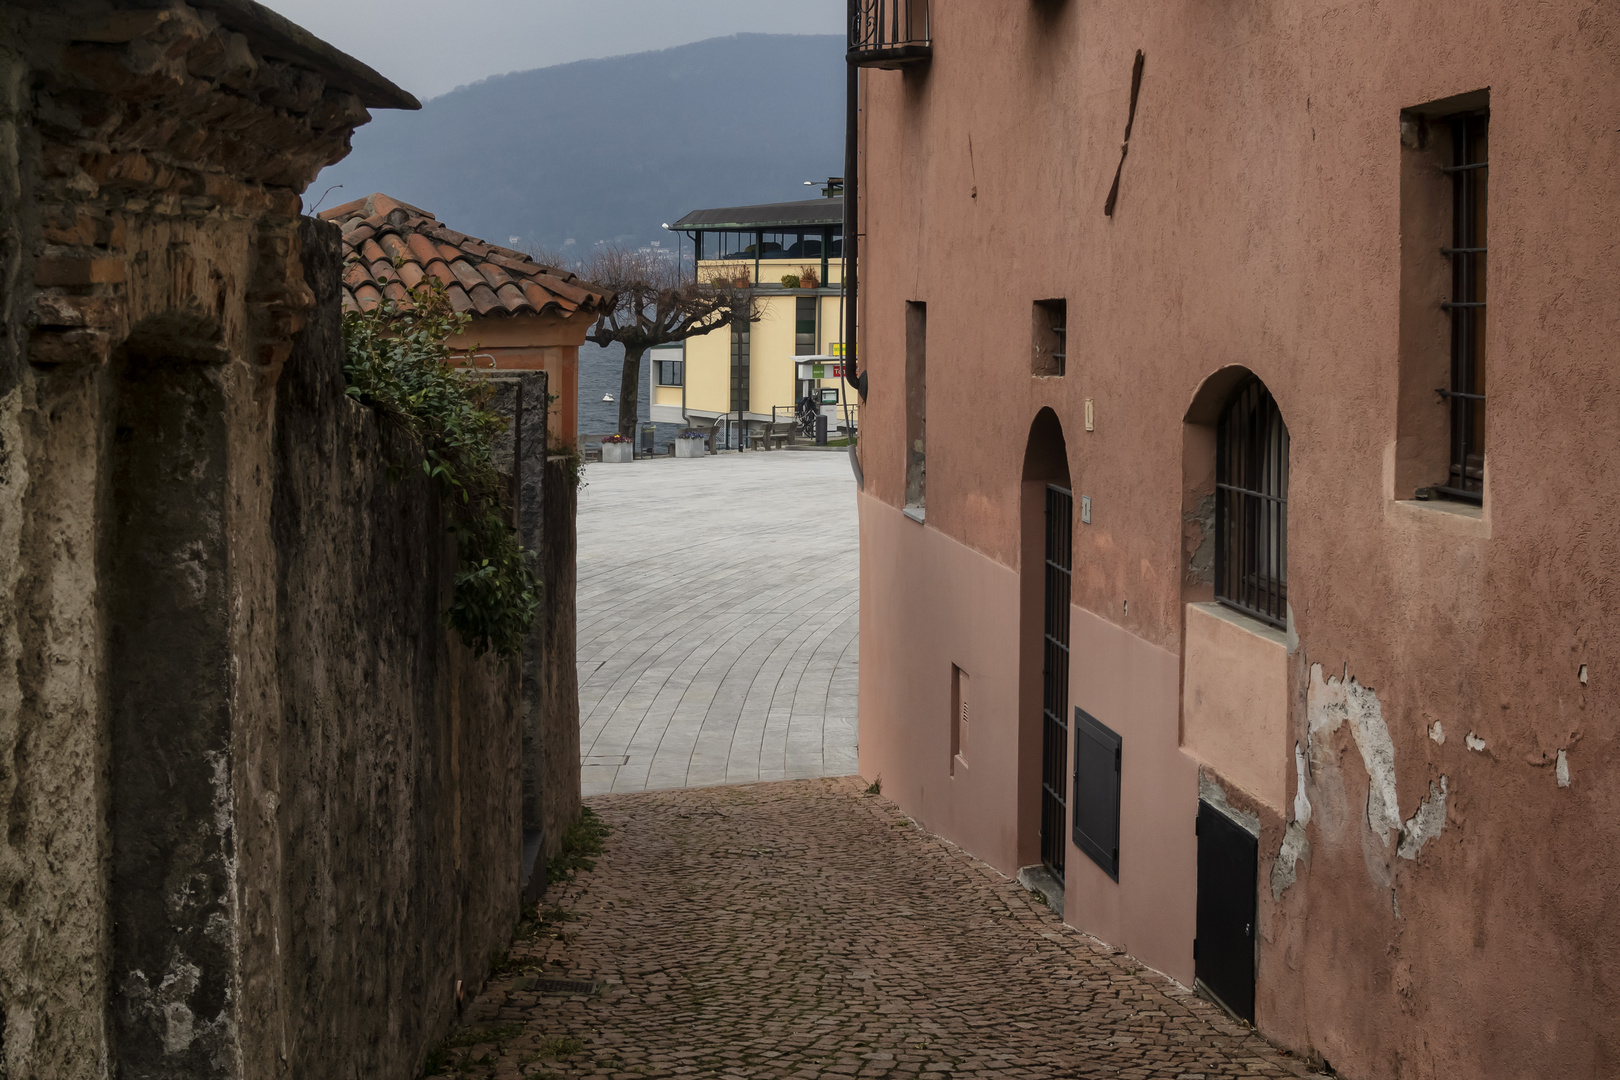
xmin=905 ymin=301 xmax=927 ymax=512
xmin=795 ymin=296 xmax=818 ymax=356
xmin=711 ymin=230 xmax=759 ymax=260
xmin=657 ymin=359 xmax=684 ymax=386
xmin=762 ymin=231 xmax=825 ymax=260
xmin=1072 ymin=707 xmax=1121 ymax=881
xmin=1033 ymin=299 xmax=1067 ymax=377
xmin=1395 ymin=91 xmax=1488 ymax=504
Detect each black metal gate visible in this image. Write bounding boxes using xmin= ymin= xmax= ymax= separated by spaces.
xmin=1195 ymin=800 xmax=1258 ymax=1023
xmin=1040 ymin=485 xmax=1073 ymax=877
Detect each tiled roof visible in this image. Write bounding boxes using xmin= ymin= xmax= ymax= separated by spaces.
xmin=320 ymin=193 xmax=611 ymax=321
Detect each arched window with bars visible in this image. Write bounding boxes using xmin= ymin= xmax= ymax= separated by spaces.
xmin=1215 ymin=379 xmax=1289 ymax=629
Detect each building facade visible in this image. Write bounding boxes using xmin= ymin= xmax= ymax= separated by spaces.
xmin=852 ymin=3 xmax=1619 ymax=1078
xmin=661 ymin=197 xmax=858 ymax=441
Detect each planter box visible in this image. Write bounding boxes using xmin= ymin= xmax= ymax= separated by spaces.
xmin=600 ymin=441 xmax=634 ymax=463
xmin=674 ymin=439 xmax=706 ymax=459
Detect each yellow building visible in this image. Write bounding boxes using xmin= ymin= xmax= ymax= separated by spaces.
xmin=652 ymin=196 xmax=858 ymax=445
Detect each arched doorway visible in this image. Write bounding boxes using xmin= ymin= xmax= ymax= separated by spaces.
xmin=1018 ymin=408 xmax=1072 ymax=883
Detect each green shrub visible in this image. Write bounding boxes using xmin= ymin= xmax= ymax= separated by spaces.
xmin=342 ymin=272 xmax=539 ymax=660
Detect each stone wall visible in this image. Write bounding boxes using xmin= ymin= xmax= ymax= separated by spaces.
xmin=0 ymin=5 xmax=528 ymax=1078
xmin=252 ymin=220 xmax=521 ymax=1078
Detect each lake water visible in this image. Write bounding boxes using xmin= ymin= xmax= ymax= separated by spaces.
xmin=577 ymin=339 xmax=684 ymax=447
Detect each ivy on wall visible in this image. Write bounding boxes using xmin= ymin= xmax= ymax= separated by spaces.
xmin=341 ymin=272 xmax=538 ymax=659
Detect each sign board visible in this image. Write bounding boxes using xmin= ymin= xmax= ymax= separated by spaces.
xmin=830 ymin=343 xmax=845 ymax=357
xmin=797 ymin=359 xmax=845 ymax=381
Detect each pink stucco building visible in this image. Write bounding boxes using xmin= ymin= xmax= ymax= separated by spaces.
xmin=849 ymin=2 xmax=1618 ymax=1076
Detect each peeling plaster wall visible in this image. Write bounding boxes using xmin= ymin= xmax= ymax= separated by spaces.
xmin=856 ymin=2 xmax=1620 ymax=1077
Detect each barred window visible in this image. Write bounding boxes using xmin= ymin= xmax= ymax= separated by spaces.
xmin=1215 ymin=379 xmax=1289 ymax=629
xmin=1439 ymin=109 xmax=1487 ymax=501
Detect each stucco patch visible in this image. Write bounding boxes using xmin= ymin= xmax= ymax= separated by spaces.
xmin=1556 ymin=750 xmax=1571 ymax=788
xmin=1308 ymin=664 xmax=1400 ymax=844
xmin=1429 ymin=721 xmax=1444 ymax=745
xmin=1465 ymin=732 xmax=1486 ymax=752
xmin=1271 ymin=821 xmax=1310 ymax=900
xmin=1396 ymin=777 xmax=1448 ymax=860
xmin=1272 ymin=742 xmax=1312 ymax=899
xmin=1292 ymin=741 xmax=1311 ymax=826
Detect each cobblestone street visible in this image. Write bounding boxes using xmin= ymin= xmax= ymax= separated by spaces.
xmin=435 ymin=780 xmax=1327 ymax=1080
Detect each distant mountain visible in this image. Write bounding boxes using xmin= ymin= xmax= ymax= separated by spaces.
xmin=313 ymin=34 xmax=845 ymax=255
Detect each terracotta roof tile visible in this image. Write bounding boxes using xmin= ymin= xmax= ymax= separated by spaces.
xmin=319 ymin=192 xmax=613 ymax=319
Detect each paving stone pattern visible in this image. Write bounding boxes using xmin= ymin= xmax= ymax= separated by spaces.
xmin=576 ymin=452 xmax=859 ymax=795
xmin=438 ymin=779 xmax=1329 ymax=1080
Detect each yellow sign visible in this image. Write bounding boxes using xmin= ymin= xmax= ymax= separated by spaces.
xmin=830 ymin=343 xmax=845 ymax=357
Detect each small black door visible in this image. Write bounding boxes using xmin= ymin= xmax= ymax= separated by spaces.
xmin=1195 ymin=800 xmax=1258 ymax=1023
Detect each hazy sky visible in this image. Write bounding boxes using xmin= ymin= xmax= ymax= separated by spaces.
xmin=260 ymin=0 xmax=844 ymax=102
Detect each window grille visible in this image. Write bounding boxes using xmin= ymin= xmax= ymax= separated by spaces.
xmin=657 ymin=360 xmax=683 ymax=386
xmin=1215 ymin=379 xmax=1289 ymax=629
xmin=1437 ymin=110 xmax=1487 ymax=501
xmin=1041 ymin=484 xmax=1073 ymax=878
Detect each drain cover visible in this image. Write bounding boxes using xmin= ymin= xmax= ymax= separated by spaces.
xmin=533 ymin=979 xmax=597 ymax=995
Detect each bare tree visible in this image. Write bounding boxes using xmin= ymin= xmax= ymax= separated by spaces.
xmin=578 ymin=246 xmax=756 ymax=438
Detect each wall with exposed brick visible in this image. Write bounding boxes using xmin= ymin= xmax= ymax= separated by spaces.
xmin=0 ymin=5 xmax=527 ymax=1078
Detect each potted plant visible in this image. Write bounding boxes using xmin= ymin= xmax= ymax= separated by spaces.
xmin=600 ymin=433 xmax=634 ymax=463
xmin=780 ymin=273 xmax=801 ymax=289
xmin=798 ymin=265 xmax=820 ymax=289
xmin=674 ymin=429 xmax=707 ymax=458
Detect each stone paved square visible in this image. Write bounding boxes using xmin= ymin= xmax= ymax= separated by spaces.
xmin=576 ymin=452 xmax=859 ymax=795
xmin=437 ymin=779 xmax=1330 ymax=1079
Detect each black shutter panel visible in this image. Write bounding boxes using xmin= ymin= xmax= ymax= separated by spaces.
xmin=1071 ymin=707 xmax=1122 ymax=880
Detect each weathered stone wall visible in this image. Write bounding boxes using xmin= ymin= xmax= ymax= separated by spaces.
xmin=0 ymin=5 xmax=524 ymax=1078
xmin=254 ymin=220 xmax=520 ymax=1078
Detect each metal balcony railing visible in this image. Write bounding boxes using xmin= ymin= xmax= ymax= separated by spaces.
xmin=848 ymin=0 xmax=931 ymax=69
